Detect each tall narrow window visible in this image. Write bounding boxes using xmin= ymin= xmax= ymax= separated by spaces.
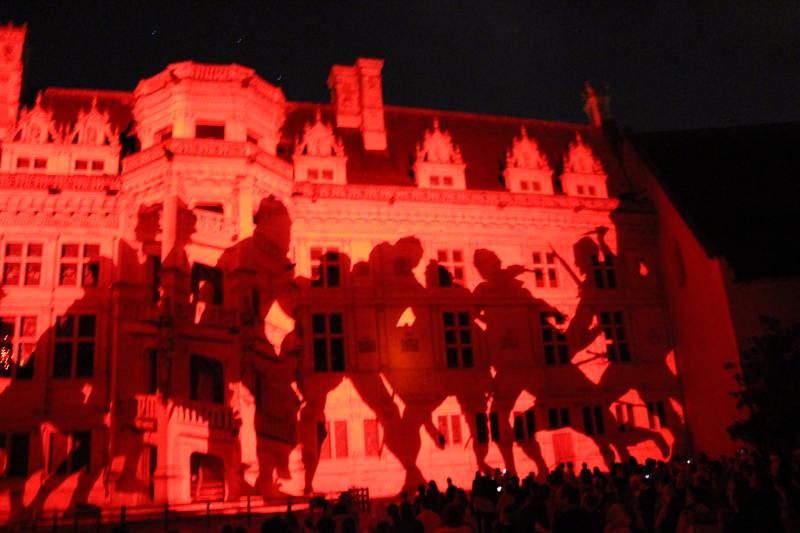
xmin=513 ymin=410 xmax=536 ymax=441
xmin=591 ymin=253 xmax=616 ymax=289
xmin=647 ymin=401 xmax=667 ymax=429
xmin=190 ymin=355 xmax=224 ymax=404
xmin=600 ymin=311 xmax=630 ymax=362
xmin=53 ymin=315 xmax=95 ymax=378
xmin=49 ymin=431 xmax=91 ymax=475
xmin=475 ymin=413 xmax=489 ymax=443
xmin=191 ymin=264 xmax=223 ymax=305
xmin=443 ymin=311 xmax=473 ymax=368
xmin=540 ymin=312 xmax=568 ymax=365
xmin=436 ymin=249 xmax=465 ymax=287
xmin=0 ymin=316 xmax=36 ymax=379
xmin=582 ymin=405 xmax=605 ymax=436
xmin=312 ymin=313 xmax=345 ymax=372
xmin=532 ymin=251 xmax=558 ymax=288
xmin=364 ymin=419 xmax=380 ymax=457
xmin=1 ymin=433 xmax=30 ymax=478
xmin=59 ymin=243 xmax=100 ymax=287
xmin=310 ymin=248 xmax=341 ymax=288
xmin=316 ymin=420 xmax=348 ymax=459
xmin=548 ymin=407 xmax=571 ymax=429
xmin=435 ymin=414 xmax=463 ymax=447
xmin=615 ymin=403 xmax=636 ymax=431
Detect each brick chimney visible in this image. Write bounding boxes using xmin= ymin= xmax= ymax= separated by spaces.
xmin=328 ymin=58 xmax=387 ymax=151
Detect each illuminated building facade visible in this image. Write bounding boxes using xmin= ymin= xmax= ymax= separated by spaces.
xmin=3 ymin=22 xmax=781 ymax=519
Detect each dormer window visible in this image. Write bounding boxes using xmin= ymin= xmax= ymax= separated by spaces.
xmin=504 ymin=127 xmax=553 ymax=194
xmin=67 ymin=97 xmax=118 ymax=146
xmin=195 ymin=123 xmax=225 ymax=140
xmin=561 ymin=133 xmax=608 ymax=198
xmin=413 ymin=118 xmax=466 ymax=190
xmin=293 ymin=110 xmax=347 ymax=185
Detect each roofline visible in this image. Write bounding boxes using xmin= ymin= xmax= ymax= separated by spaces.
xmin=43 ymin=87 xmax=134 ymax=100
xmin=286 ymin=100 xmax=597 ymax=130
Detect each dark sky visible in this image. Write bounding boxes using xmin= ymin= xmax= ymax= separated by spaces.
xmin=4 ymin=1 xmax=799 ymax=132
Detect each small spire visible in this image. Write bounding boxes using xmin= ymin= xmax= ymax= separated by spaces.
xmin=432 ymin=117 xmax=440 ymax=131
xmin=314 ymin=107 xmax=322 ymax=123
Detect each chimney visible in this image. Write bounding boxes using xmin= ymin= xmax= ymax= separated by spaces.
xmin=328 ymin=58 xmax=387 ymax=151
xmin=0 ymin=23 xmax=27 ymax=141
xmin=583 ymin=82 xmax=611 ymax=127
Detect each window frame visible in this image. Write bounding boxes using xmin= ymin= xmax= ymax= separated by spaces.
xmin=311 ymin=312 xmax=346 ymax=372
xmin=600 ymin=311 xmax=630 ymax=362
xmin=58 ymin=243 xmax=100 ymax=287
xmin=1 ymin=242 xmax=43 ymax=287
xmin=442 ymin=310 xmax=474 ymax=368
xmin=53 ymin=314 xmax=96 ymax=379
xmin=0 ymin=315 xmax=37 ymax=379
xmin=310 ymin=247 xmax=342 ymax=288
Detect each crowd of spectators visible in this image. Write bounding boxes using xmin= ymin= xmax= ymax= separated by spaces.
xmin=255 ymin=449 xmax=798 ymax=533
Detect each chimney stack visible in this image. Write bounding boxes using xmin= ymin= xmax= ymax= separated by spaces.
xmin=328 ymin=58 xmax=387 ymax=151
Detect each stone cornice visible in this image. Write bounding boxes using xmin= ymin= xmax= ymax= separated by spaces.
xmin=0 ymin=172 xmax=121 ymax=192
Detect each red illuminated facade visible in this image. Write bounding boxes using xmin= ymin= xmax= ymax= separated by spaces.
xmin=1 ymin=23 xmax=770 ymax=520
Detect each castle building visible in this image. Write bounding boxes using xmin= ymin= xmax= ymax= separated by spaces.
xmin=2 ymin=22 xmax=783 ymax=518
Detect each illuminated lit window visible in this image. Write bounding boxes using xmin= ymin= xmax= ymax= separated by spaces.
xmin=364 ymin=419 xmax=380 ymax=457
xmin=475 ymin=412 xmax=500 ymax=443
xmin=190 ymin=355 xmax=224 ymax=404
xmin=312 ymin=313 xmax=345 ymax=372
xmin=0 ymin=433 xmax=30 ymax=478
xmin=443 ymin=311 xmax=473 ymax=368
xmin=600 ymin=311 xmax=630 ymax=362
xmin=647 ymin=401 xmax=667 ymax=429
xmin=591 ymin=253 xmax=616 ymax=289
xmin=2 ymin=243 xmax=42 ymax=287
xmin=547 ymin=407 xmax=571 ymax=429
xmin=540 ymin=312 xmax=568 ymax=365
xmin=513 ymin=409 xmax=536 ymax=442
xmin=582 ymin=405 xmax=605 ymax=436
xmin=317 ymin=420 xmax=348 ymax=459
xmin=48 ymin=430 xmax=90 ymax=475
xmin=615 ymin=403 xmax=636 ymax=431
xmin=0 ymin=316 xmax=36 ymax=379
xmin=53 ymin=315 xmax=96 ymax=378
xmin=310 ymin=247 xmax=341 ymax=288
xmin=59 ymin=243 xmax=100 ymax=287
xmin=532 ymin=251 xmax=558 ymax=288
xmin=436 ymin=414 xmax=463 ymax=447
xmin=436 ymin=249 xmax=465 ymax=287
xmin=195 ymin=123 xmax=225 ymax=140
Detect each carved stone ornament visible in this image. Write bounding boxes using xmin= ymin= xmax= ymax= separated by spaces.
xmin=68 ymin=97 xmax=119 ymax=146
xmin=506 ymin=127 xmax=550 ymax=171
xmin=294 ymin=109 xmax=345 ymax=157
xmin=415 ymin=118 xmax=463 ymax=164
xmin=563 ymin=133 xmax=604 ymax=175
xmin=13 ymin=93 xmax=61 ymax=143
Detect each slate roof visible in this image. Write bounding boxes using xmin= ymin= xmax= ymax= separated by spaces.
xmin=40 ymin=87 xmax=134 ymax=132
xmin=632 ymin=123 xmax=800 ymax=281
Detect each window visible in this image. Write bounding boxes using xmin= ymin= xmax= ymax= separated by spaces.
xmin=1 ymin=433 xmax=30 ymax=477
xmin=53 ymin=315 xmax=95 ymax=378
xmin=647 ymin=401 xmax=667 ymax=429
xmin=429 ymin=175 xmax=455 ymax=188
xmin=190 ymin=355 xmax=224 ymax=404
xmin=591 ymin=253 xmax=616 ymax=289
xmin=148 ymin=256 xmax=161 ymax=303
xmin=548 ymin=407 xmax=571 ymax=429
xmin=91 ymin=160 xmax=104 ymax=172
xmin=195 ymin=123 xmax=225 ymax=140
xmin=600 ymin=311 xmax=630 ymax=362
xmin=436 ymin=414 xmax=463 ymax=447
xmin=254 ymin=372 xmax=264 ymax=411
xmin=147 ymin=349 xmax=158 ymax=394
xmin=312 ymin=313 xmax=345 ymax=372
xmin=306 ymin=168 xmax=334 ymax=182
xmin=540 ymin=312 xmax=568 ymax=365
xmin=310 ymin=247 xmax=341 ymax=288
xmin=0 ymin=316 xmax=36 ymax=379
xmin=582 ymin=406 xmax=606 ymax=436
xmin=588 ymin=186 xmax=597 ymax=196
xmin=155 ymin=126 xmax=173 ymax=143
xmin=59 ymin=243 xmax=100 ymax=287
xmin=475 ymin=412 xmax=500 ymax=444
xmin=33 ymin=158 xmax=47 ymax=170
xmin=48 ymin=431 xmax=91 ymax=475
xmin=615 ymin=403 xmax=636 ymax=431
xmin=436 ymin=249 xmax=465 ymax=287
xmin=191 ymin=264 xmax=223 ymax=306
xmin=74 ymin=159 xmax=88 ymax=171
xmin=513 ymin=410 xmax=536 ymax=442
xmin=16 ymin=157 xmax=30 ymax=169
xmin=443 ymin=311 xmax=473 ymax=368
xmin=518 ymin=180 xmax=542 ymax=192
xmin=2 ymin=242 xmax=42 ymax=286
xmin=316 ymin=420 xmax=348 ymax=459
xmin=364 ymin=419 xmax=380 ymax=457
xmin=532 ymin=251 xmax=558 ymax=288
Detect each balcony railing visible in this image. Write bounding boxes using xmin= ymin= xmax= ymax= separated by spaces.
xmin=174 ymin=400 xmax=235 ymax=431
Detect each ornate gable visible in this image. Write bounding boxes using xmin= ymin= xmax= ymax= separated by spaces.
xmin=68 ymin=98 xmax=119 ymax=146
xmin=503 ymin=127 xmax=553 ymax=194
xmin=561 ymin=133 xmax=608 ymax=198
xmin=292 ymin=110 xmax=347 ymax=184
xmin=413 ymin=118 xmax=466 ymax=189
xmin=13 ymin=93 xmax=61 ymax=144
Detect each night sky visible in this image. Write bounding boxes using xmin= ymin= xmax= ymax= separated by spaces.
xmin=3 ymin=2 xmax=799 ymax=132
